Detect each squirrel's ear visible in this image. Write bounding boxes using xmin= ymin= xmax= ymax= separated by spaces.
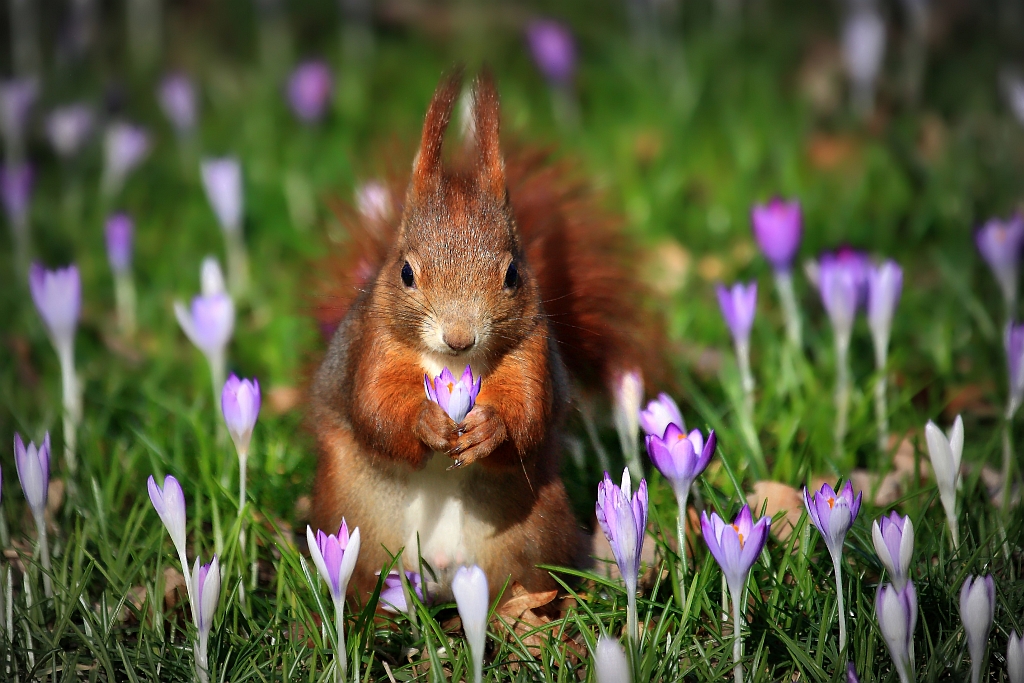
xmin=472 ymin=69 xmax=506 ymax=200
xmin=411 ymin=70 xmax=462 ymax=198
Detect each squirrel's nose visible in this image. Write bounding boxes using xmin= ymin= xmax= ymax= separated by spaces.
xmin=443 ymin=330 xmax=476 ymax=352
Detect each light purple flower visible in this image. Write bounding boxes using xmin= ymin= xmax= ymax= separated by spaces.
xmin=1007 ymin=323 xmax=1024 ymax=415
xmin=871 ymin=512 xmax=914 ymax=591
xmin=105 ymin=213 xmax=133 ymax=274
xmin=960 ymin=575 xmax=996 ymax=683
xmin=0 ymin=78 xmax=38 ymax=148
xmin=976 ymin=215 xmax=1024 ymax=307
xmin=0 ymin=163 xmax=32 ymax=227
xmin=29 ymin=263 xmax=81 ymax=349
xmin=174 ymin=293 xmax=235 ymax=358
xmin=378 ymin=570 xmax=423 ymax=614
xmin=803 ymin=480 xmax=862 ymax=562
xmin=595 ymin=468 xmax=648 ymax=596
xmin=200 ymin=157 xmax=243 ymax=235
xmin=701 ymin=504 xmax=770 ymax=598
xmin=751 ymin=198 xmax=802 ymax=272
xmin=191 ymin=554 xmax=221 ymax=682
xmin=868 ymin=260 xmax=902 ymax=362
xmin=594 ymin=636 xmax=630 ymax=683
xmin=424 ymin=366 xmax=481 ymax=424
xmin=645 ymin=425 xmax=716 ymax=500
xmin=876 ymin=581 xmax=917 ymax=683
xmin=14 ymin=432 xmax=49 ymax=515
xmin=818 ymin=257 xmax=860 ymax=343
xmin=639 ymin=392 xmax=684 ymax=439
xmin=452 ymin=564 xmax=489 ymax=683
xmin=103 ymin=122 xmax=150 ymax=194
xmin=925 ymin=414 xmax=963 ymax=546
xmin=148 ymin=474 xmax=188 ymax=564
xmin=525 ymin=19 xmax=577 ymax=86
xmin=1009 ymin=631 xmax=1024 ymax=683
xmin=158 ymin=73 xmax=198 ymax=135
xmin=841 ymin=6 xmax=886 ymax=94
xmin=846 ymin=663 xmax=860 ymax=683
xmin=355 ymin=181 xmax=391 ymax=222
xmin=716 ymin=281 xmax=757 ymax=346
xmin=46 ymin=104 xmax=94 ymax=158
xmin=287 ymin=61 xmax=333 ymax=124
xmin=221 ymin=375 xmax=261 ymax=456
xmin=306 ymin=519 xmax=361 ymax=604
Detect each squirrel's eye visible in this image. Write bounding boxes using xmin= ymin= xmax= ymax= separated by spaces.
xmin=401 ymin=261 xmax=415 ymax=288
xmin=504 ymin=261 xmax=520 ymax=290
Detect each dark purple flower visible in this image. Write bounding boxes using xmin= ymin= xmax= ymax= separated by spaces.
xmin=976 ymin=216 xmax=1024 ymax=306
xmin=876 ymin=581 xmax=917 ymax=683
xmin=645 ymin=425 xmax=716 ymax=500
xmin=46 ymin=104 xmax=94 ymax=158
xmin=29 ymin=263 xmax=81 ymax=349
xmin=0 ymin=163 xmax=32 ymax=227
xmin=105 ymin=213 xmax=133 ymax=274
xmin=700 ymin=504 xmax=770 ymax=598
xmin=846 ymin=663 xmax=860 ymax=683
xmin=307 ymin=519 xmax=361 ymax=603
xmin=378 ymin=570 xmax=423 ymax=614
xmin=287 ymin=61 xmax=333 ymax=124
xmin=157 ymin=72 xmax=198 ymax=134
xmin=803 ymin=480 xmax=861 ymax=562
xmin=1007 ymin=322 xmax=1024 ymax=415
xmin=716 ymin=281 xmax=757 ymax=346
xmin=595 ymin=468 xmax=648 ymax=596
xmin=871 ymin=512 xmax=914 ymax=590
xmin=221 ymin=375 xmax=261 ymax=456
xmin=424 ymin=366 xmax=481 ymax=423
xmin=751 ymin=198 xmax=802 ymax=272
xmin=525 ymin=19 xmax=577 ymax=86
xmin=639 ymin=392 xmax=685 ymax=438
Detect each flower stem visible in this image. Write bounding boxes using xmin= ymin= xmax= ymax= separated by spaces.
xmin=34 ymin=516 xmax=52 ymax=599
xmin=874 ymin=372 xmax=889 ymax=453
xmin=774 ymin=270 xmax=802 ymax=350
xmin=334 ymin=597 xmax=347 ymax=683
xmin=114 ymin=271 xmax=137 ymax=339
xmin=194 ymin=637 xmax=210 ymax=683
xmin=831 ymin=552 xmax=846 ymax=653
xmin=1001 ymin=417 xmax=1015 ymax=514
xmin=945 ymin=506 xmax=960 ymax=552
xmin=834 ymin=337 xmax=851 ymax=461
xmin=238 ymin=450 xmax=248 ymax=610
xmin=57 ymin=341 xmax=80 ymax=477
xmin=731 ymin=587 xmax=744 ymax=683
xmin=736 ymin=340 xmax=755 ymax=420
xmin=627 ymin=590 xmax=639 ymax=653
xmin=675 ymin=489 xmax=690 ymax=610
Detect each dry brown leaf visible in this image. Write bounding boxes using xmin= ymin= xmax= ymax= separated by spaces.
xmin=944 ymin=383 xmax=998 ymax=419
xmin=807 ymin=133 xmax=859 ymax=170
xmin=269 ymin=386 xmax=303 ymax=414
xmin=747 ymin=481 xmax=803 ymax=542
xmin=163 ymin=567 xmax=186 ymax=611
xmin=496 ymin=583 xmax=558 ymax=619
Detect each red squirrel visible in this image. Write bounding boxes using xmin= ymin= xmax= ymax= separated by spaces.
xmin=310 ymin=70 xmax=647 ymax=599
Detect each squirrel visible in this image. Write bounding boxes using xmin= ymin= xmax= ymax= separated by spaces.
xmin=309 ymin=70 xmax=649 ymax=599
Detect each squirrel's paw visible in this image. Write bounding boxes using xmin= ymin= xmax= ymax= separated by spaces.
xmin=449 ymin=404 xmax=507 ymax=468
xmin=414 ymin=400 xmax=458 ymax=453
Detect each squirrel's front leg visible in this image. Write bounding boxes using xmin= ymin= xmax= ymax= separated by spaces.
xmin=450 ymin=404 xmax=508 ymax=468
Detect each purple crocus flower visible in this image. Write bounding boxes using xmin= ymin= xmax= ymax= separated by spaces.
xmin=701 ymin=504 xmax=770 ymax=598
xmin=148 ymin=474 xmax=189 ymax=572
xmin=645 ymin=425 xmax=716 ymax=501
xmin=0 ymin=78 xmax=38 ymax=151
xmin=716 ymin=281 xmax=757 ymax=347
xmin=841 ymin=4 xmax=886 ymax=113
xmin=976 ymin=215 xmax=1024 ymax=309
xmin=751 ymin=198 xmax=802 ymax=272
xmin=14 ymin=432 xmax=49 ymax=516
xmin=0 ymin=163 xmax=32 ymax=228
xmin=639 ymin=392 xmax=685 ymax=439
xmin=525 ymin=19 xmax=577 ymax=86
xmin=871 ymin=512 xmax=914 ymax=590
xmin=105 ymin=213 xmax=133 ymax=275
xmin=158 ymin=72 xmax=198 ymax=135
xmin=846 ymin=664 xmax=860 ymax=683
xmin=200 ymin=157 xmax=243 ymax=235
xmin=29 ymin=263 xmax=81 ymax=351
xmin=378 ymin=570 xmax=423 ymax=614
xmin=287 ymin=61 xmax=333 ymax=124
xmin=46 ymin=104 xmax=94 ymax=158
xmin=174 ymin=292 xmax=235 ymax=359
xmin=876 ymin=581 xmax=917 ymax=683
xmin=452 ymin=564 xmax=489 ymax=683
xmin=960 ymin=575 xmax=996 ymax=683
xmin=306 ymin=519 xmax=361 ymax=604
xmin=356 ymin=181 xmax=392 ymax=222
xmin=596 ymin=468 xmax=648 ymax=598
xmin=867 ymin=260 xmax=902 ymax=362
xmin=221 ymin=375 xmax=261 ymax=456
xmin=1009 ymin=631 xmax=1024 ymax=683
xmin=191 ymin=555 xmax=221 ymax=683
xmin=818 ymin=257 xmax=860 ymax=343
xmin=803 ymin=481 xmax=862 ymax=561
xmin=1006 ymin=323 xmax=1024 ymax=416
xmin=103 ymin=122 xmax=150 ymax=195
xmin=424 ymin=366 xmax=481 ymax=424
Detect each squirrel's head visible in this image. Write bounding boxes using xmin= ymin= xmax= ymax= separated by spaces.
xmin=377 ymin=70 xmax=541 ymax=363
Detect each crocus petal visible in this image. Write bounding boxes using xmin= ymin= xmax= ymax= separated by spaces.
xmin=201 ymin=157 xmax=244 ymax=234
xmin=959 ymin=575 xmax=996 ymax=673
xmin=452 ymin=565 xmax=489 ymax=683
xmin=1009 ymin=631 xmax=1024 ymax=683
xmin=594 ymin=636 xmax=630 ymax=683
xmin=751 ymin=198 xmax=802 ymax=271
xmin=525 ymin=19 xmax=576 ymax=86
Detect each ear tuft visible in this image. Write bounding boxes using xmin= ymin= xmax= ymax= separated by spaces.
xmin=411 ymin=69 xmax=463 ymax=198
xmin=472 ymin=68 xmax=506 ymax=200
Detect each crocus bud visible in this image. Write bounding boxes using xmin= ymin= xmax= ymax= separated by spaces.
xmin=103 ymin=122 xmax=150 ymax=195
xmin=716 ymin=281 xmax=758 ymax=348
xmin=378 ymin=570 xmax=423 ymax=614
xmin=639 ymin=392 xmax=685 ymax=438
xmin=200 ymin=257 xmax=226 ymax=297
xmin=841 ymin=4 xmax=886 ymax=111
xmin=287 ymin=61 xmax=333 ymax=124
xmin=148 ymin=474 xmax=188 ymax=567
xmin=612 ymin=368 xmax=644 ymax=475
xmin=29 ymin=263 xmax=81 ymax=354
xmin=751 ymin=198 xmax=802 ymax=272
xmin=924 ymin=415 xmax=963 ymax=545
xmin=355 ymin=181 xmax=392 ymax=222
xmin=221 ymin=375 xmax=260 ymax=456
xmin=525 ymin=19 xmax=576 ymax=87
xmin=14 ymin=432 xmax=49 ymax=517
xmin=701 ymin=504 xmax=770 ymax=599
xmin=846 ymin=663 xmax=859 ymax=683
xmin=0 ymin=163 xmax=32 ymax=228
xmin=871 ymin=512 xmax=914 ymax=591
xmin=452 ymin=565 xmax=489 ymax=683
xmin=804 ymin=480 xmax=862 ymax=563
xmin=976 ymin=216 xmax=1024 ymax=309
xmin=1009 ymin=631 xmax=1024 ymax=683
xmin=876 ymin=581 xmax=917 ymax=683
xmin=46 ymin=104 xmax=94 ymax=158
xmin=191 ymin=555 xmax=221 ymax=683
xmin=200 ymin=157 xmax=243 ymax=235
xmin=594 ymin=636 xmax=630 ymax=683
xmin=105 ymin=213 xmax=133 ymax=275
xmin=596 ymin=468 xmax=648 ymax=597
xmin=645 ymin=425 xmax=716 ymax=501
xmin=424 ymin=366 xmax=481 ymax=424
xmin=306 ymin=520 xmax=360 ymax=604
xmin=1007 ymin=323 xmax=1024 ymax=417
xmin=818 ymin=259 xmax=859 ymax=345
xmin=158 ymin=73 xmax=198 ymax=135
xmin=174 ymin=257 xmax=235 ymax=361
xmin=0 ymin=78 xmax=38 ymax=151
xmin=959 ymin=575 xmax=996 ymax=683
xmin=867 ymin=260 xmax=903 ymax=366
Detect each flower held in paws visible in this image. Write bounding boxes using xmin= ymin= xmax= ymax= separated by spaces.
xmin=424 ymin=366 xmax=481 ymax=424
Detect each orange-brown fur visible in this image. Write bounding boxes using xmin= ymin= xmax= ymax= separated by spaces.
xmin=310 ymin=71 xmax=647 ymax=599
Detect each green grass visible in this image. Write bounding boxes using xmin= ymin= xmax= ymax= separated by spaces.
xmin=2 ymin=0 xmax=1024 ymax=680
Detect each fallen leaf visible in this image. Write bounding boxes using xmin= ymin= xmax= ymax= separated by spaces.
xmin=269 ymin=386 xmax=303 ymax=413
xmin=163 ymin=567 xmax=186 ymax=611
xmin=496 ymin=583 xmax=558 ymax=620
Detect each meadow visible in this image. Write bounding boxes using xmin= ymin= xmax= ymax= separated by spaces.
xmin=1 ymin=0 xmax=1023 ymax=680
